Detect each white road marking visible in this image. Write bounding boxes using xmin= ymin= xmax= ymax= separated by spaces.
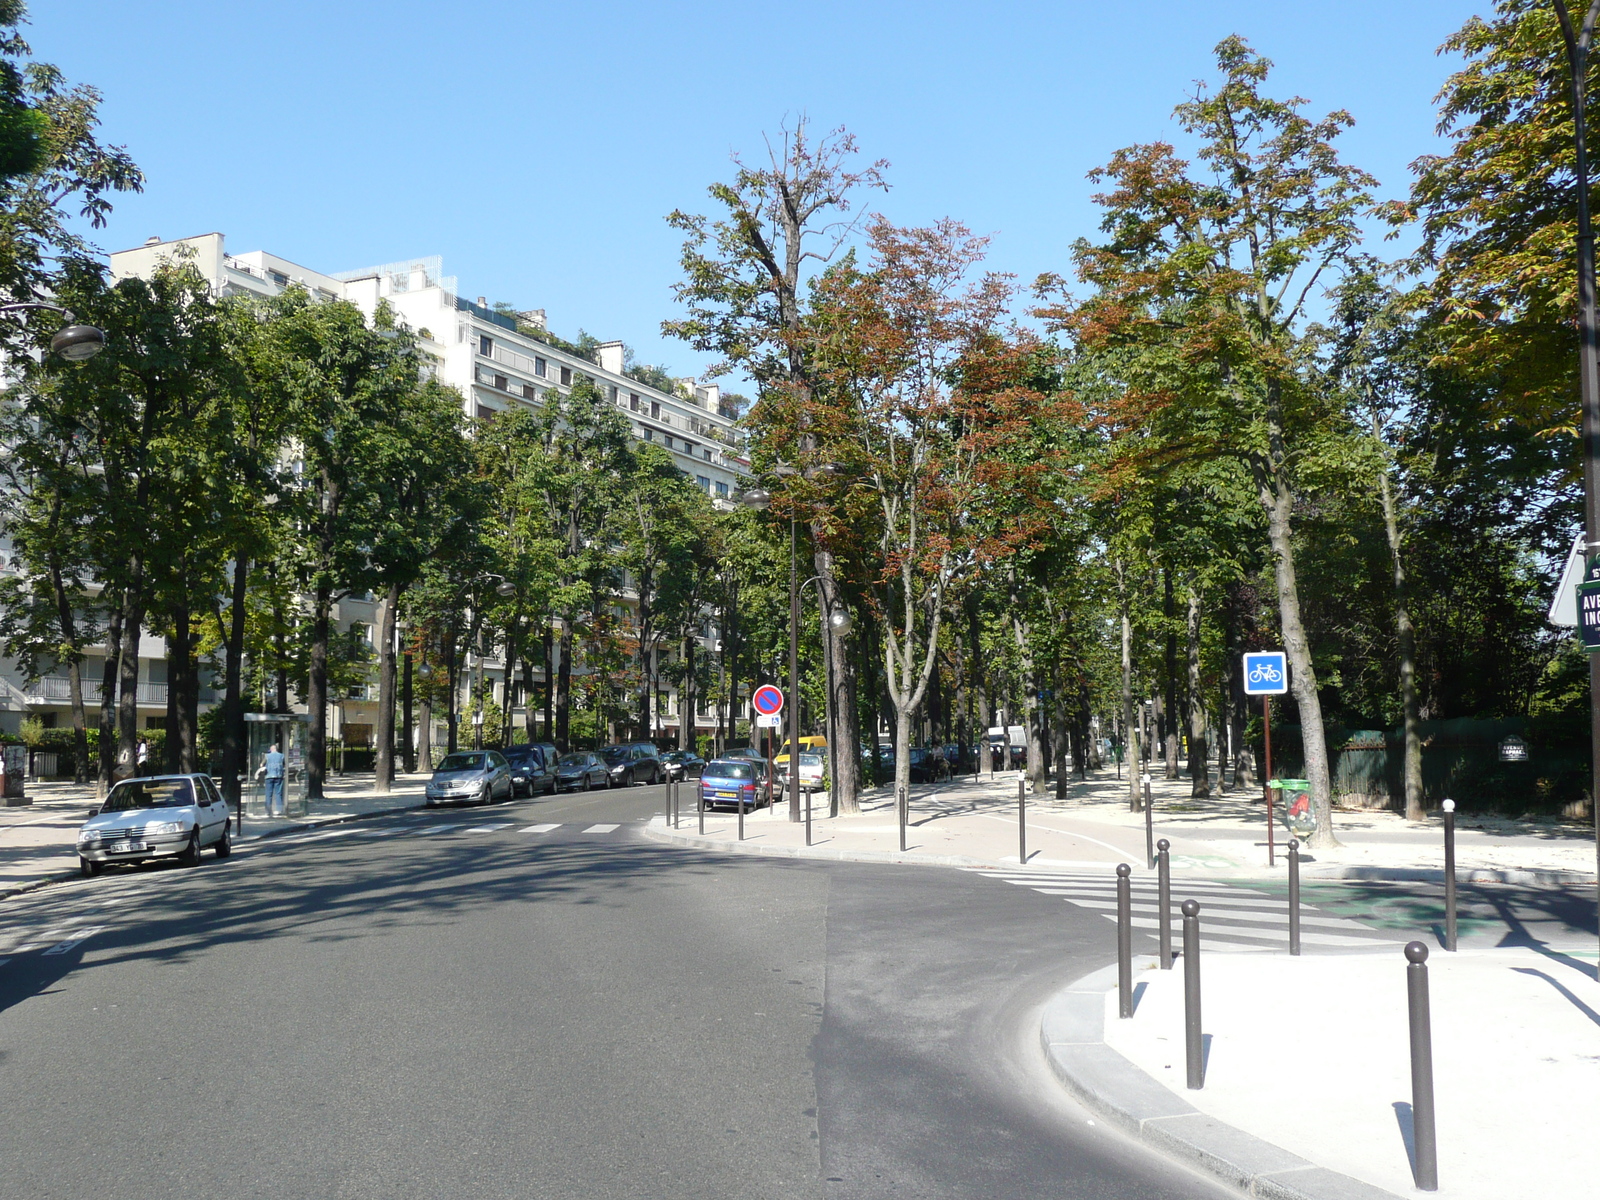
xmin=583 ymin=823 xmax=620 ymax=833
xmin=43 ymin=926 xmax=104 ymax=955
xmin=463 ymin=823 xmax=512 ymax=833
xmin=521 ymin=824 xmax=560 ymax=833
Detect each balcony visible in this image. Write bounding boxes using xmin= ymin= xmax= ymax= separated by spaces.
xmin=26 ymin=677 xmax=168 ymax=706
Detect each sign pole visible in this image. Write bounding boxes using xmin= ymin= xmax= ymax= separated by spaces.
xmin=1264 ymin=695 xmax=1274 ymax=868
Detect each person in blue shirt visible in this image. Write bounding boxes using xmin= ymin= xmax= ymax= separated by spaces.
xmin=256 ymin=743 xmax=286 ymax=817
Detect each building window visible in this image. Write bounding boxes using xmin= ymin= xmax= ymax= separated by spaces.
xmin=641 ymin=428 xmax=653 ymax=441
xmin=697 ymin=475 xmax=711 ymax=491
xmin=478 ymin=335 xmax=493 ymax=357
xmin=476 ymin=404 xmax=495 ymax=419
xmin=535 ymin=356 xmax=547 ymax=377
xmin=715 ymin=481 xmax=729 ymax=497
xmin=493 ymin=373 xmax=508 ymax=391
xmin=703 ymin=448 xmax=713 ymax=461
xmin=683 ymin=441 xmax=696 ymax=455
xmin=663 ymin=436 xmax=673 ymax=450
xmin=560 ymin=366 xmax=572 ymax=386
xmin=269 ymin=269 xmax=288 ymax=287
xmin=650 ymin=400 xmax=660 ymax=419
xmin=523 ymin=383 xmax=538 ymax=400
xmin=630 ymin=393 xmax=640 ymax=412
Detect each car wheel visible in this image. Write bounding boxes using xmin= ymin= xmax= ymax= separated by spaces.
xmin=79 ymin=856 xmax=103 ymax=878
xmin=179 ymin=831 xmax=202 ymax=868
xmin=214 ymin=827 xmax=232 ymax=859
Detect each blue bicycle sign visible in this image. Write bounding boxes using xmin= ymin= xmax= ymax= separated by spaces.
xmin=1242 ymin=652 xmax=1289 ymax=696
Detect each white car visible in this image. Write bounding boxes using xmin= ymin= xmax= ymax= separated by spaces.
xmin=777 ymin=752 xmax=826 ymax=792
xmin=77 ymin=774 xmax=233 ymax=876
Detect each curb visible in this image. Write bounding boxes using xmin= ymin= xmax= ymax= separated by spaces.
xmin=1305 ymin=865 xmax=1596 ymax=886
xmin=1040 ymin=963 xmax=1404 ymax=1200
xmin=0 ymin=800 xmax=426 ymax=902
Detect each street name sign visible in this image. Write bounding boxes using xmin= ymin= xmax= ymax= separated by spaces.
xmin=1499 ymin=735 xmax=1529 ymax=763
xmin=752 ymin=685 xmax=785 ymax=716
xmin=1242 ymin=652 xmax=1289 ymax=696
xmin=1580 ymin=554 xmax=1600 ymax=652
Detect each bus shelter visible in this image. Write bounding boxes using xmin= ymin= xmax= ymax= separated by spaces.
xmin=243 ymin=713 xmax=310 ymax=819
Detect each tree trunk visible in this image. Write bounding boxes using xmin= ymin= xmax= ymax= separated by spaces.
xmin=1378 ymin=462 xmax=1424 ymax=821
xmin=172 ymin=602 xmax=199 ymax=772
xmin=1262 ymin=470 xmax=1337 ymax=846
xmin=417 ymin=698 xmax=432 ymax=771
xmin=46 ymin=560 xmax=90 ymax=786
xmin=307 ymin=586 xmax=331 ymax=800
xmin=98 ymin=604 xmax=122 ymax=792
xmin=116 ymin=560 xmax=145 ymax=775
xmin=814 ymin=544 xmax=861 ymax=814
xmin=555 ymin=617 xmax=573 ymax=751
xmin=1185 ymin=584 xmax=1209 ymax=798
xmin=1163 ymin=569 xmax=1180 ymax=780
xmin=1116 ymin=560 xmax=1139 ymax=811
xmin=374 ymin=582 xmax=401 ymax=793
xmin=221 ymin=555 xmax=249 ymax=805
xmin=402 ymin=648 xmax=415 ymax=774
xmin=541 ymin=625 xmax=554 ymax=742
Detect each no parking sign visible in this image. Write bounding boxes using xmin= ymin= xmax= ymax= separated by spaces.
xmin=752 ymin=685 xmax=784 ymax=716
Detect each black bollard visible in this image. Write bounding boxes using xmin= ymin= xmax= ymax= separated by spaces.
xmin=1116 ymin=863 xmax=1133 ymax=1018
xmin=1442 ymin=799 xmax=1457 ymax=952
xmin=698 ymin=780 xmax=704 ymax=835
xmin=1157 ymin=838 xmax=1172 ymax=969
xmin=1018 ymin=778 xmax=1027 ymax=864
xmin=1288 ymin=838 xmax=1302 ymax=957
xmin=1405 ymin=942 xmax=1439 ymax=1191
xmin=738 ymin=792 xmax=745 ymax=841
xmin=1182 ymin=898 xmax=1203 ymax=1089
xmin=806 ymin=781 xmax=812 ymax=847
xmin=1143 ymin=774 xmax=1155 ymax=869
xmin=899 ymin=786 xmax=908 ymax=853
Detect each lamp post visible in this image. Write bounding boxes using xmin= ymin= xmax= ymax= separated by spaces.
xmin=1554 ymin=0 xmax=1600 ymax=977
xmin=0 ymin=300 xmax=107 ymax=361
xmin=740 ymin=465 xmax=850 ymax=822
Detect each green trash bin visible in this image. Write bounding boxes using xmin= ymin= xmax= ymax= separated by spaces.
xmin=1268 ymin=778 xmax=1315 ymax=838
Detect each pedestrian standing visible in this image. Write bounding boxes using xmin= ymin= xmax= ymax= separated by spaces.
xmin=256 ymin=742 xmax=286 ymax=817
xmin=136 ymin=738 xmax=149 ymax=776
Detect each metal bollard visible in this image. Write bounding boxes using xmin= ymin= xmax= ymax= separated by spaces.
xmin=806 ymin=782 xmax=812 ymax=847
xmin=697 ymin=779 xmax=704 ymax=835
xmin=899 ymin=786 xmax=908 ymax=853
xmin=1157 ymin=838 xmax=1172 ymax=969
xmin=1405 ymin=942 xmax=1439 ymax=1191
xmin=1288 ymin=838 xmax=1301 ymax=956
xmin=1144 ymin=774 xmax=1155 ymax=868
xmin=1442 ymin=799 xmax=1457 ymax=952
xmin=1116 ymin=863 xmax=1133 ymax=1018
xmin=738 ymin=792 xmax=745 ymax=841
xmin=1018 ymin=778 xmax=1027 ymax=864
xmin=1182 ymin=898 xmax=1203 ymax=1089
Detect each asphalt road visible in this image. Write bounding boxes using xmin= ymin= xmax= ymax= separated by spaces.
xmin=0 ymin=783 xmax=1237 ymax=1199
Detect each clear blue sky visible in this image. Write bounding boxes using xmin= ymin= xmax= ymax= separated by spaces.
xmin=28 ymin=1 xmax=1485 ymax=385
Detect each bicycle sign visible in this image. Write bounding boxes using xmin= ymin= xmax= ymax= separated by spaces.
xmin=1242 ymin=652 xmax=1289 ymax=696
xmin=752 ymin=685 xmax=785 ymax=716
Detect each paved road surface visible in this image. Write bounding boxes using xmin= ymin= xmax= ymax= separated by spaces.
xmin=0 ymin=782 xmax=1253 ymax=1198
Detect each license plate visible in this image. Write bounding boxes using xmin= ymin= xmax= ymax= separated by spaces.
xmin=109 ymin=840 xmax=144 ymax=853
xmin=715 ymin=790 xmax=736 ymax=798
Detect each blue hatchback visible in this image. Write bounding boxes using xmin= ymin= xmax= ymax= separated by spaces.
xmin=699 ymin=758 xmax=769 ymax=812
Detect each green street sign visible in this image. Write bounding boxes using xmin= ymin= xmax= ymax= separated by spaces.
xmin=1580 ymin=555 xmax=1600 ymax=652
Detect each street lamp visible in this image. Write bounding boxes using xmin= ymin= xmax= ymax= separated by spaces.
xmin=1553 ymin=0 xmax=1600 ymax=978
xmin=0 ymin=301 xmax=107 ymax=361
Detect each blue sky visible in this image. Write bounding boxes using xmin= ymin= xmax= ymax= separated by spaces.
xmin=28 ymin=1 xmax=1485 ymax=385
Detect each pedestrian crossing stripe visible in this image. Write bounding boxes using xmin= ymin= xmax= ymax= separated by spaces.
xmin=583 ymin=823 xmax=620 ymax=833
xmin=462 ymin=824 xmax=513 ymax=833
xmin=521 ymin=823 xmax=560 ymax=833
xmin=969 ymin=869 xmax=1395 ymax=951
xmin=43 ymin=926 xmax=103 ymax=955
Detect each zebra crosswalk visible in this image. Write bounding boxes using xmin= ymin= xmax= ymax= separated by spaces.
xmin=971 ymin=868 xmax=1397 ymax=952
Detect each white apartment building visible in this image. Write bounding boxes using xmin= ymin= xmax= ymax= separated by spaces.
xmin=0 ymin=232 xmax=747 ymax=757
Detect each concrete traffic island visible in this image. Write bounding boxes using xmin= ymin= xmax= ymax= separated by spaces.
xmin=1044 ymin=946 xmax=1600 ymax=1199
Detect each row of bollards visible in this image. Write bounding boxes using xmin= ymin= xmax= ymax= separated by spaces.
xmin=1108 ymin=791 xmax=1457 ymax=1190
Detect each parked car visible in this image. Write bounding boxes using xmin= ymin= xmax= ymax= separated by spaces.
xmin=503 ymin=742 xmax=558 ymax=797
xmin=426 ymin=750 xmax=513 ymax=805
xmin=552 ymin=751 xmax=610 ymax=792
xmin=77 ymin=773 xmax=233 ymax=875
xmin=699 ymin=758 xmax=772 ymax=811
xmin=661 ymin=750 xmax=706 ymax=782
xmin=776 ymin=751 xmax=825 ymax=792
xmin=602 ymin=742 xmax=664 ymax=787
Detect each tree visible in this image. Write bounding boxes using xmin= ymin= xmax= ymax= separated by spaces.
xmin=665 ymin=118 xmax=886 ymax=812
xmin=1041 ymin=38 xmax=1377 ymax=846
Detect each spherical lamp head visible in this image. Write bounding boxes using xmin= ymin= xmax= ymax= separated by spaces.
xmin=495 ymin=580 xmax=516 ymax=598
xmin=827 ymin=607 xmax=853 ymax=635
xmin=739 ymin=487 xmax=772 ymax=511
xmin=50 ymin=324 xmax=106 ymax=362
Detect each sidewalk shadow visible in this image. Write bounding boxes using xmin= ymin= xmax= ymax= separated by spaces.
xmin=1393 ymin=1101 xmax=1417 ymax=1181
xmin=1510 ymin=966 xmax=1600 ymax=1031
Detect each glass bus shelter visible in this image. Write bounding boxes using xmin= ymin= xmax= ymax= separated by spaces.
xmin=243 ymin=713 xmax=310 ymax=819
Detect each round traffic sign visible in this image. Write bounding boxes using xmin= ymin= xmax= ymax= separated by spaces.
xmin=752 ymin=685 xmax=784 ymax=715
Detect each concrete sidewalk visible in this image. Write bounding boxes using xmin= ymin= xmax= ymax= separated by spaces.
xmin=1049 ymin=944 xmax=1600 ymax=1200
xmin=645 ymin=766 xmax=1598 ymax=883
xmin=0 ymin=773 xmax=432 ymax=897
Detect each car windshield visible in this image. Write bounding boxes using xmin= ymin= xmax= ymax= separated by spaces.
xmin=602 ymin=747 xmax=629 ymax=762
xmin=799 ymin=754 xmax=823 ymax=768
xmin=438 ymin=753 xmax=486 ymax=772
xmin=662 ymin=752 xmax=684 ymax=763
xmin=503 ymin=747 xmax=536 ymax=760
xmin=557 ymin=753 xmax=590 ymax=767
xmin=102 ymin=778 xmax=195 ymax=811
xmin=706 ymin=761 xmax=755 ymax=780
